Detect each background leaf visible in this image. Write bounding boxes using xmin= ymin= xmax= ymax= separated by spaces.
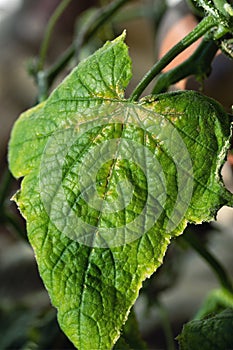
xmin=177 ymin=308 xmax=233 ymax=350
xmin=194 ymin=288 xmax=233 ymax=320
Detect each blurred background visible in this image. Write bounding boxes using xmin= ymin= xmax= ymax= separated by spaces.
xmin=0 ymin=0 xmax=233 ymax=349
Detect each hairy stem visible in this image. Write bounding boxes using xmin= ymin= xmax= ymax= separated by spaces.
xmin=152 ymin=38 xmax=218 ymax=94
xmin=213 ymin=0 xmax=231 ymax=16
xmin=130 ymin=15 xmax=217 ymax=101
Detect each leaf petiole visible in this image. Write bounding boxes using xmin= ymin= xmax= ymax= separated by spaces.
xmin=46 ymin=0 xmax=129 ymax=88
xmin=37 ymin=0 xmax=73 ymax=72
xmin=152 ymin=38 xmax=218 ymax=94
xmin=130 ymin=15 xmax=217 ymax=101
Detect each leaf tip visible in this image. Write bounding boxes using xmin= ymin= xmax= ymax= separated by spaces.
xmin=112 ymin=29 xmax=127 ymax=44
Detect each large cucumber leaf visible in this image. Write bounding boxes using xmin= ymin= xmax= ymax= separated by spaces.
xmin=8 ymin=33 xmax=232 ymax=349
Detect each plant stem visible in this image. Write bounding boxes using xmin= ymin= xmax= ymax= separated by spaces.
xmin=46 ymin=0 xmax=129 ymax=88
xmin=182 ymin=231 xmax=233 ymax=294
xmin=213 ymin=0 xmax=230 ymax=16
xmin=37 ymin=0 xmax=73 ymax=71
xmin=155 ymin=300 xmax=176 ymax=350
xmin=197 ymin=0 xmax=219 ymax=17
xmin=152 ymin=38 xmax=218 ymax=94
xmin=130 ymin=15 xmax=217 ymax=101
xmin=0 ymin=168 xmax=13 ymax=209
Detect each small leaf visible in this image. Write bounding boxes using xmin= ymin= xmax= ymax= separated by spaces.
xmin=8 ymin=32 xmax=232 ymax=349
xmin=177 ymin=308 xmax=233 ymax=350
xmin=194 ymin=288 xmax=233 ymax=320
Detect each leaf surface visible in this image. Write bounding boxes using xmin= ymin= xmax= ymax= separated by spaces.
xmin=178 ymin=308 xmax=233 ymax=350
xmin=8 ymin=33 xmax=232 ymax=349
xmin=194 ymin=288 xmax=233 ymax=320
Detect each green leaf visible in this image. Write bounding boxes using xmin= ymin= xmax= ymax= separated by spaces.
xmin=178 ymin=288 xmax=233 ymax=349
xmin=8 ymin=33 xmax=232 ymax=349
xmin=177 ymin=308 xmax=233 ymax=350
xmin=194 ymin=288 xmax=233 ymax=320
